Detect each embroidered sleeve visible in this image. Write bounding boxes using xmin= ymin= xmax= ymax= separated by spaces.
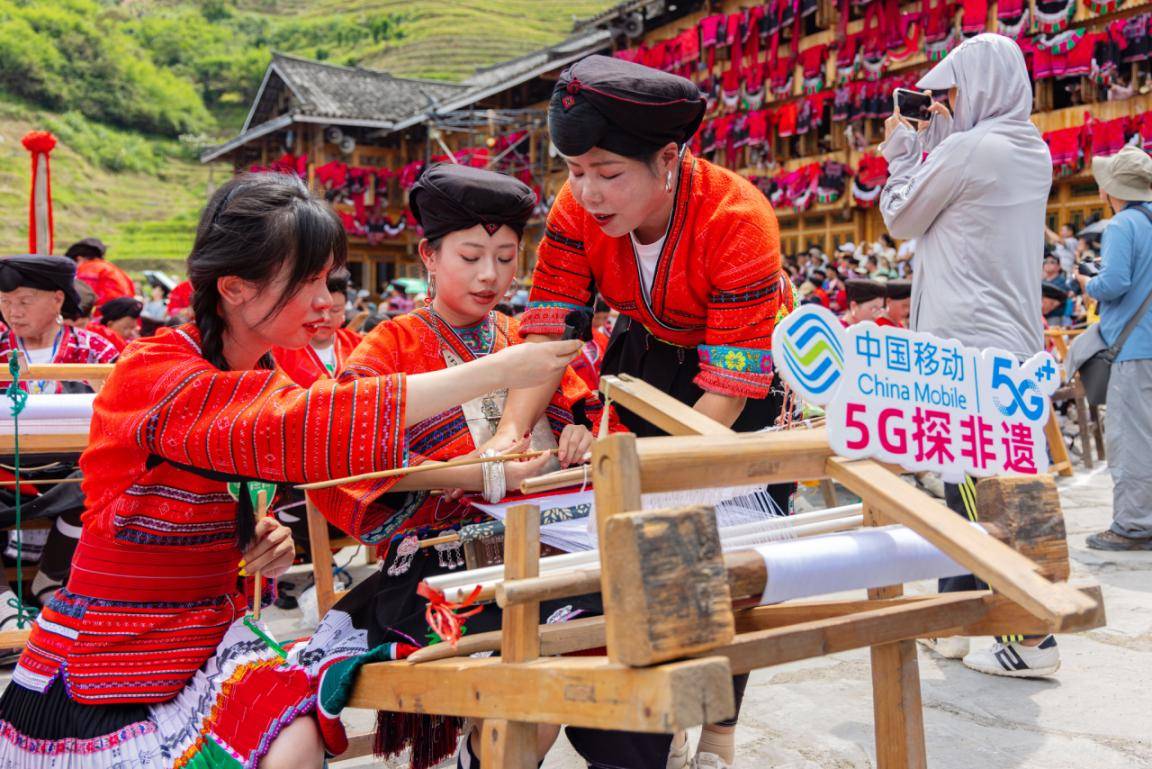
xmin=101 ymin=336 xmax=407 ymax=496
xmin=310 ymin=319 xmax=431 ymax=542
xmin=522 ymin=184 xmax=594 ymax=337
xmin=695 ymin=219 xmax=786 ymax=399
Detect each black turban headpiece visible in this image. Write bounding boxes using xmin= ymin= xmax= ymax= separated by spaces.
xmin=549 ymin=55 xmax=706 ymax=158
xmin=64 ymin=237 xmax=107 ymax=260
xmin=885 ymin=280 xmax=912 ymax=301
xmin=99 ymin=296 xmax=144 ymax=322
xmin=0 ymin=255 xmax=82 ymax=316
xmin=845 ymin=279 xmax=887 ymax=305
xmin=409 ymin=164 xmax=536 ymax=242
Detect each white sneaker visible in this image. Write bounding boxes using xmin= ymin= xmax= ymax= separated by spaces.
xmin=666 ymin=733 xmax=691 ymax=769
xmin=694 ymin=753 xmax=732 ymax=769
xmin=918 ymin=636 xmax=970 ymax=659
xmin=962 ymin=636 xmax=1060 ymax=678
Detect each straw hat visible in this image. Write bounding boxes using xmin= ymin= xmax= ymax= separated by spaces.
xmin=1092 ymin=145 xmax=1152 ymax=202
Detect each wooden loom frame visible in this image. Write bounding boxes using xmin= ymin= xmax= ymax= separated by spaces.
xmin=345 ymin=375 xmax=1105 ymax=769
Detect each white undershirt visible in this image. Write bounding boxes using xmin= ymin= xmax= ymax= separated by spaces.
xmin=630 ymin=232 xmax=668 ymax=294
xmin=22 ymin=346 xmax=54 ymax=365
xmin=312 ymin=343 xmax=337 ymax=374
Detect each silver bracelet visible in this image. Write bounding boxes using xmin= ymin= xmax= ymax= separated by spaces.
xmin=480 ymin=450 xmax=506 ymax=504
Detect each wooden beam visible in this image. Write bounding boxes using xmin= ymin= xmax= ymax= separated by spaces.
xmin=484 ymin=504 xmax=543 ymax=769
xmin=0 ymin=628 xmax=31 ymax=648
xmin=405 ymin=582 xmax=1106 ymax=666
xmin=347 ymin=655 xmax=735 ymax=732
xmin=592 ymin=433 xmax=642 ymax=666
xmin=711 ymin=593 xmax=989 ymax=676
xmin=976 ymin=476 xmax=1070 ymax=581
xmin=0 ymin=434 xmax=87 ymax=454
xmin=600 ymin=375 xmax=733 ymax=437
xmin=601 ymin=506 xmax=734 ymax=666
xmin=826 ymin=458 xmax=1099 ymax=629
xmin=305 ymin=495 xmax=341 ymax=617
xmin=634 ymin=430 xmax=834 ymax=493
xmin=22 ymin=363 xmax=114 ymax=381
xmin=864 ymin=505 xmax=928 ymax=769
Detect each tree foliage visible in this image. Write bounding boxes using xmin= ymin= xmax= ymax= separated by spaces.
xmin=0 ymin=0 xmax=407 ymax=138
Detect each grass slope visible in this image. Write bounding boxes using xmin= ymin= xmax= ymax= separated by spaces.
xmin=235 ymin=0 xmax=617 ymax=81
xmin=0 ymin=97 xmax=211 ymax=273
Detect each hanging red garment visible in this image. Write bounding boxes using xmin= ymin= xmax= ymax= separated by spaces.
xmin=961 ymin=0 xmax=989 ymax=33
xmin=1044 ymin=126 xmax=1085 ymax=172
xmin=799 ymin=44 xmax=828 ymax=93
xmin=775 ymin=102 xmax=800 ymax=137
xmin=747 ymin=109 xmax=772 ymax=146
xmin=1136 ymin=111 xmax=1152 ymax=151
xmin=921 ymin=0 xmax=956 ymax=43
xmin=857 ymin=152 xmax=890 ymax=187
xmin=314 ymin=161 xmax=348 ymax=189
xmin=769 ymin=55 xmax=795 ymax=96
xmin=1089 ymin=116 xmax=1131 ymax=157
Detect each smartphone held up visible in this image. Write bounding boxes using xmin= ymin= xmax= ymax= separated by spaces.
xmin=893 ymin=88 xmax=934 ymax=123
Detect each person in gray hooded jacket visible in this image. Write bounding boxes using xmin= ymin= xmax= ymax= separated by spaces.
xmin=880 ymin=34 xmax=1061 ymax=680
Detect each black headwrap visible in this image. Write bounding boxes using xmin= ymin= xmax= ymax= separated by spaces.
xmin=0 ymin=255 xmax=82 ymax=316
xmin=99 ymin=297 xmax=143 ymax=322
xmin=64 ymin=237 xmax=107 ymax=260
xmin=409 ymin=164 xmax=536 ymax=242
xmin=845 ymin=279 xmax=887 ymax=305
xmin=549 ymin=55 xmax=706 ymax=158
xmin=885 ymin=279 xmax=912 ymax=301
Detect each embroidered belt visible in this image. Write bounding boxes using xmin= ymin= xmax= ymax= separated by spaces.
xmin=67 ymin=535 xmax=240 ymax=603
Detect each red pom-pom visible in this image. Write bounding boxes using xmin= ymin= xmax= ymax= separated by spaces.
xmin=21 ymin=131 xmax=57 ymax=154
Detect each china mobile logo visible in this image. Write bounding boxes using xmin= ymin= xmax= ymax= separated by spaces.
xmin=773 ymin=306 xmax=1061 ymax=482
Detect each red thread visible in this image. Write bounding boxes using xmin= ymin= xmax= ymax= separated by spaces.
xmin=418 ymin=581 xmax=482 ymax=648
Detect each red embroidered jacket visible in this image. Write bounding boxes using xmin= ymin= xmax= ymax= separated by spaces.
xmin=522 ymin=151 xmax=793 ymax=399
xmin=0 ymin=325 xmax=119 ymax=393
xmin=14 ymin=325 xmax=408 ymax=704
xmin=76 ymin=259 xmax=136 ymax=306
xmin=272 ymin=327 xmax=364 ymax=387
xmin=310 ymin=309 xmax=619 ymax=542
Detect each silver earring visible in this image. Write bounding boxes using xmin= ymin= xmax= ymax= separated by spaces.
xmin=665 ymin=169 xmax=674 ymax=192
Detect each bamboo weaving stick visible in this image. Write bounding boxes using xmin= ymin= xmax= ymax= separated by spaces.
xmin=296 ymin=449 xmax=557 ymax=490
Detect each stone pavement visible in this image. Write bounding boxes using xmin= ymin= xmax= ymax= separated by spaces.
xmin=332 ymin=461 xmax=1152 ymax=769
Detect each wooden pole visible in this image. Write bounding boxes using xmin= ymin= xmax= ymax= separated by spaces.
xmin=863 ymin=505 xmax=928 ymax=769
xmin=482 ymin=504 xmax=542 ymax=769
xmin=252 ymin=489 xmax=269 ymax=621
xmin=592 ymin=433 xmax=642 ymax=665
xmin=297 ymin=449 xmax=554 ymax=490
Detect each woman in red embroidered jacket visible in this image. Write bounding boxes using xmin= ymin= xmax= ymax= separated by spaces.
xmin=498 ymin=55 xmax=797 ymax=769
xmin=302 ymin=164 xmax=610 ymax=769
xmin=0 ymin=174 xmax=580 ymax=769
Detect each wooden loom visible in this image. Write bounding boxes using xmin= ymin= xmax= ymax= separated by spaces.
xmin=343 ymin=375 xmax=1105 ymax=769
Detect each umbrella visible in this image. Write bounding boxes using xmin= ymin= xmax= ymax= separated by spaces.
xmin=1077 ymin=220 xmax=1110 ymax=239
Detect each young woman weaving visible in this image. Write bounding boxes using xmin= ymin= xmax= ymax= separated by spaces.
xmin=0 ymin=173 xmax=579 ymax=769
xmin=303 ymin=164 xmax=614 ymax=769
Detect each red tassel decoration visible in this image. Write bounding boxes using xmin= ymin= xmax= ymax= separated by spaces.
xmin=21 ymin=131 xmax=57 ymax=255
xmin=374 ymin=711 xmax=463 ymax=769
